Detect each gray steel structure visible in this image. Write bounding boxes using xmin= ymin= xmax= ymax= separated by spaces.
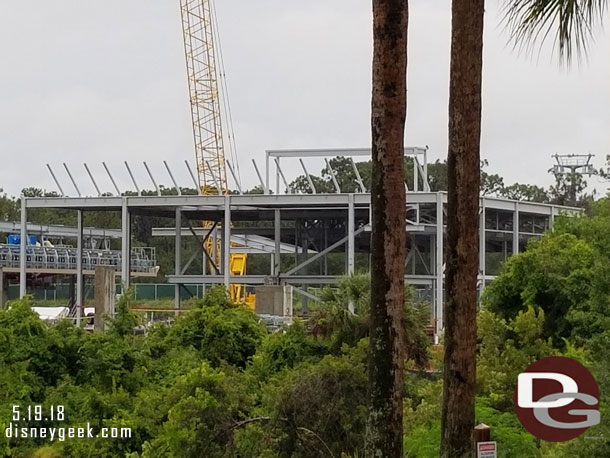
xmin=20 ymin=191 xmax=579 ymax=337
xmin=24 ymin=148 xmax=579 ymax=336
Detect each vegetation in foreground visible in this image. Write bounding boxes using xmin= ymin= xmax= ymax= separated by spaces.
xmin=2 ymin=200 xmax=610 ymax=456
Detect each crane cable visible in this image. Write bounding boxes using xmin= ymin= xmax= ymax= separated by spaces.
xmin=210 ymin=0 xmax=242 ymax=190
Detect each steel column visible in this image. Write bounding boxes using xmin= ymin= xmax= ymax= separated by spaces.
xmin=76 ymin=210 xmax=83 ymax=325
xmin=175 ymin=208 xmax=182 ymax=313
xmin=513 ymin=202 xmax=519 ymax=255
xmin=223 ymin=195 xmax=231 ymax=289
xmin=347 ymin=193 xmax=355 ymax=313
xmin=19 ymin=196 xmax=27 ymax=298
xmin=121 ymin=199 xmax=131 ymax=291
xmin=479 ymin=198 xmax=486 ymax=288
xmin=435 ymin=193 xmax=444 ymax=339
xmin=274 ymin=209 xmax=281 ymax=275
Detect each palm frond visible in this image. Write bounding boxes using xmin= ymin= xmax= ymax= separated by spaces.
xmin=502 ymin=0 xmax=608 ymax=65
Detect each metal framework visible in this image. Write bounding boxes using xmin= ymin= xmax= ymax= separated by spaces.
xmin=32 ymin=148 xmax=581 ymax=338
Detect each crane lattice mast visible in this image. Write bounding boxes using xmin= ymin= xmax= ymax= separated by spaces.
xmin=180 ymin=0 xmax=228 ymax=193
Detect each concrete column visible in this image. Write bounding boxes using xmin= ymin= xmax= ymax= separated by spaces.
xmin=121 ymin=198 xmax=131 ymax=292
xmin=76 ymin=210 xmax=84 ymax=326
xmin=435 ymin=193 xmax=444 ymax=340
xmin=223 ymin=195 xmax=231 ymax=289
xmin=19 ymin=195 xmax=27 ymax=298
xmin=175 ymin=207 xmax=182 ymax=313
xmin=94 ymin=266 xmax=116 ymax=332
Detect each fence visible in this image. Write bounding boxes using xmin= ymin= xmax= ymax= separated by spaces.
xmin=7 ymin=283 xmax=205 ymax=302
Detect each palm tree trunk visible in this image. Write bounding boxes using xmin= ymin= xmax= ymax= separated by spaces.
xmin=366 ymin=0 xmax=408 ymax=456
xmin=441 ymin=0 xmax=484 ymax=457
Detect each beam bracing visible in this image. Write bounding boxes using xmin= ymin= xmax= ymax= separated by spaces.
xmin=175 ymin=208 xmax=182 ymax=313
xmin=274 ymin=209 xmax=281 ymax=275
xmin=223 ymin=195 xmax=231 ymax=289
xmin=299 ymin=159 xmax=316 ymax=194
xmin=143 ymin=162 xmax=161 ymax=196
xmin=275 ymin=157 xmax=281 ymax=195
xmin=124 ymin=162 xmax=141 ymax=196
xmin=252 ymin=159 xmax=266 ymax=194
xmin=513 ymin=202 xmax=519 ymax=255
xmin=164 ymin=161 xmax=182 ymax=196
xmin=434 ymin=192 xmax=444 ymax=340
xmin=84 ymin=164 xmax=101 ymax=196
xmin=46 ymin=164 xmax=65 ymax=196
xmin=274 ymin=158 xmax=291 ymax=194
xmin=285 ymin=226 xmax=366 ymax=276
xmin=349 ymin=157 xmax=366 ymax=193
xmin=121 ymin=199 xmax=131 ymax=292
xmin=19 ymin=196 xmax=27 ymax=298
xmin=184 ymin=160 xmax=202 ymax=195
xmin=325 ymin=158 xmax=341 ymax=193
xmin=102 ymin=162 xmax=121 ymax=196
xmin=76 ymin=210 xmax=84 ymax=325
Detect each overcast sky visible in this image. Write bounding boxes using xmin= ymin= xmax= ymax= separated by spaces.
xmin=0 ymin=1 xmax=608 ymax=197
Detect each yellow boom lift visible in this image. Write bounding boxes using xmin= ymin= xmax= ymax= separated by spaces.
xmin=179 ymin=0 xmax=252 ymax=307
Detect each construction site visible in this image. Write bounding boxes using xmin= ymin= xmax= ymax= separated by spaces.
xmin=0 ymin=1 xmax=582 ymax=340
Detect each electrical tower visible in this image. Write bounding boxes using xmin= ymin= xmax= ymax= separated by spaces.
xmin=549 ymin=154 xmax=596 ymax=206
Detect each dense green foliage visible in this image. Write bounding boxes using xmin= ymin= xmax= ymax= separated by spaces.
xmin=3 ymin=199 xmax=610 ymax=456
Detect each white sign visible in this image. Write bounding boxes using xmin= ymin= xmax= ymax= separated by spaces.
xmin=477 ymin=441 xmax=497 ymax=458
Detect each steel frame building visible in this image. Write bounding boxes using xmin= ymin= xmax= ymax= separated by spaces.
xmin=19 ymin=148 xmax=579 ymax=337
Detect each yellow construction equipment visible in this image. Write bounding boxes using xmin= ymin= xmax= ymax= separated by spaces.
xmin=179 ymin=0 xmax=252 ymax=307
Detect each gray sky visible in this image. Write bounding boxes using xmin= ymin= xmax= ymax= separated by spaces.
xmin=0 ymin=1 xmax=608 ymax=197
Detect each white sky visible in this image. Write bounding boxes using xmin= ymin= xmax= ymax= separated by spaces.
xmin=0 ymin=1 xmax=608 ymax=197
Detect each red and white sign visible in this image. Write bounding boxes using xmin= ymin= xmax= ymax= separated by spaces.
xmin=476 ymin=441 xmax=497 ymax=458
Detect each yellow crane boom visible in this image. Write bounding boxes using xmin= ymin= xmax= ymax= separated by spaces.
xmin=179 ymin=0 xmax=250 ymax=306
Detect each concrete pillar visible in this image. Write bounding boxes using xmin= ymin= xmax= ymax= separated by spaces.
xmin=94 ymin=266 xmax=116 ymax=332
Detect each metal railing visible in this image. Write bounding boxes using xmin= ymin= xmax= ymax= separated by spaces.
xmin=0 ymin=244 xmax=157 ymax=273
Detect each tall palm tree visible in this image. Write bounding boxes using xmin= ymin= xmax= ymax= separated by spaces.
xmin=440 ymin=0 xmax=485 ymax=457
xmin=504 ymin=0 xmax=608 ymax=64
xmin=366 ymin=0 xmax=408 ymax=456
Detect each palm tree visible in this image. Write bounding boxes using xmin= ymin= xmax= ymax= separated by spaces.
xmin=366 ymin=0 xmax=409 ymax=456
xmin=440 ymin=0 xmax=485 ymax=457
xmin=503 ymin=0 xmax=608 ymax=64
